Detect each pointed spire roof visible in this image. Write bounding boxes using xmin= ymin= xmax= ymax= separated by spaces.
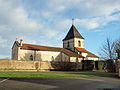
xmin=63 ymin=25 xmax=84 ymax=41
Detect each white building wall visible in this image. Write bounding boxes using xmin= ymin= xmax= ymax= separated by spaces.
xmin=63 ymin=38 xmax=84 ymax=52
xmin=70 ymin=57 xmax=83 ymax=62
xmin=36 ymin=51 xmax=62 ymax=61
xmin=70 ymin=57 xmax=77 ymax=62
xmin=84 ymin=57 xmax=99 ymax=61
xmin=18 ymin=49 xmax=71 ymax=62
xmin=74 ymin=38 xmax=84 ymax=48
xmin=18 ymin=49 xmax=34 ymax=60
xmin=81 ymin=52 xmax=88 ymax=57
xmin=61 ymin=53 xmax=70 ymax=62
xmin=78 ymin=58 xmax=83 ymax=62
xmin=15 ymin=47 xmax=98 ymax=61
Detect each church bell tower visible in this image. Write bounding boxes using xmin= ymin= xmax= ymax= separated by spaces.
xmin=63 ymin=24 xmax=84 ymax=51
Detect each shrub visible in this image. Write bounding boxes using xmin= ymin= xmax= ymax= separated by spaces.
xmin=50 ymin=61 xmax=77 ymax=71
xmin=82 ymin=60 xmax=94 ymax=71
xmin=106 ymin=60 xmax=116 ymax=72
xmin=95 ymin=61 xmax=105 ymax=70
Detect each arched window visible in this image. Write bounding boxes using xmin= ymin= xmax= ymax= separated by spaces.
xmin=67 ymin=41 xmax=70 ymax=47
xmin=30 ymin=55 xmax=33 ymax=60
xmin=78 ymin=41 xmax=81 ymax=47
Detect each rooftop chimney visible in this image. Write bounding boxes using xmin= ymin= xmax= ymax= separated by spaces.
xmin=15 ymin=38 xmax=18 ymax=42
xmin=20 ymin=39 xmax=23 ymax=46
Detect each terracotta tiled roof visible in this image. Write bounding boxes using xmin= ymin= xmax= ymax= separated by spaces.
xmin=75 ymin=47 xmax=88 ymax=53
xmin=20 ymin=43 xmax=83 ymax=58
xmin=87 ymin=52 xmax=99 ymax=58
xmin=75 ymin=47 xmax=99 ymax=58
xmin=61 ymin=48 xmax=83 ymax=58
xmin=63 ymin=25 xmax=84 ymax=41
xmin=21 ymin=43 xmax=61 ymax=51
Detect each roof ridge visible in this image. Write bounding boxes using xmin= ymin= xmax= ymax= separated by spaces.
xmin=22 ymin=43 xmax=62 ymax=49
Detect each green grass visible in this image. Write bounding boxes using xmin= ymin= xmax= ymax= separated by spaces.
xmin=0 ymin=71 xmax=115 ymax=78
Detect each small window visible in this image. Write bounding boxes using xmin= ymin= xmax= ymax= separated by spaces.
xmin=67 ymin=41 xmax=70 ymax=47
xmin=78 ymin=41 xmax=81 ymax=47
xmin=30 ymin=55 xmax=33 ymax=60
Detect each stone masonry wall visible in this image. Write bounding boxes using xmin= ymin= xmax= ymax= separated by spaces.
xmin=0 ymin=59 xmax=53 ymax=71
xmin=0 ymin=59 xmax=82 ymax=71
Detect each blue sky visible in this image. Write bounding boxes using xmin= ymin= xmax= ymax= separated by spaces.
xmin=0 ymin=0 xmax=120 ymax=59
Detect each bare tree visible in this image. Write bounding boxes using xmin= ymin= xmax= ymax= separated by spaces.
xmin=99 ymin=38 xmax=117 ymax=60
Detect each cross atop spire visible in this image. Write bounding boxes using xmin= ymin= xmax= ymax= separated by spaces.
xmin=72 ymin=18 xmax=74 ymax=25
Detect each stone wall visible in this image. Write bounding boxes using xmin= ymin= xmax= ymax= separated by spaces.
xmin=0 ymin=59 xmax=53 ymax=71
xmin=0 ymin=59 xmax=82 ymax=71
xmin=63 ymin=39 xmax=74 ymax=51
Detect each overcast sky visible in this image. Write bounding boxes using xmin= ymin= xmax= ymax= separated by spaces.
xmin=0 ymin=0 xmax=120 ymax=59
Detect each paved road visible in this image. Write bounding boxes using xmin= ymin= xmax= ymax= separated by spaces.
xmin=0 ymin=77 xmax=120 ymax=90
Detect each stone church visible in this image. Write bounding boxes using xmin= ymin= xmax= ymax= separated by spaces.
xmin=12 ymin=24 xmax=99 ymax=62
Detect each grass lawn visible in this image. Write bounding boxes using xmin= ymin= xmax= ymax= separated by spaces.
xmin=0 ymin=71 xmax=116 ymax=78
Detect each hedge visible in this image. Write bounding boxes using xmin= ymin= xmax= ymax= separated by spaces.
xmin=95 ymin=61 xmax=105 ymax=70
xmin=50 ymin=61 xmax=78 ymax=71
xmin=50 ymin=60 xmax=116 ymax=72
xmin=82 ymin=60 xmax=94 ymax=71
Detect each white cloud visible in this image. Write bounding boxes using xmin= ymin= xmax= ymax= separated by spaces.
xmin=0 ymin=0 xmax=120 ymax=58
xmin=75 ymin=13 xmax=120 ymax=30
xmin=0 ymin=0 xmax=42 ymax=57
xmin=25 ymin=0 xmax=120 ymax=30
xmin=0 ymin=1 xmax=41 ymax=32
xmin=35 ymin=0 xmax=120 ymax=18
xmin=76 ymin=18 xmax=99 ymax=29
